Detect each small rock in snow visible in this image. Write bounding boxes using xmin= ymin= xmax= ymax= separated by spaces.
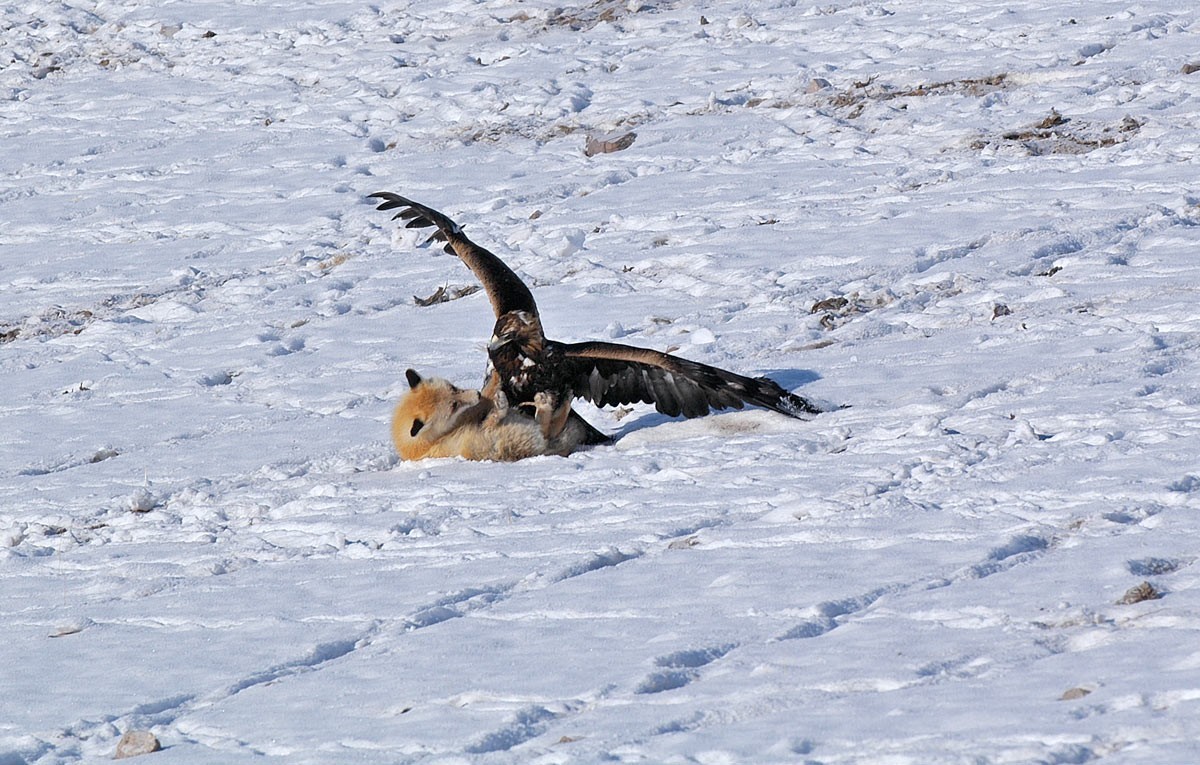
xmin=584 ymin=131 xmax=636 ymax=157
xmin=49 ymin=618 xmax=93 ymax=638
xmin=114 ymin=730 xmax=161 ymax=759
xmin=806 ymin=77 xmax=833 ymax=94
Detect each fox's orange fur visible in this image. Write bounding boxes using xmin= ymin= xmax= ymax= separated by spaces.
xmin=392 ymin=369 xmax=591 ymax=462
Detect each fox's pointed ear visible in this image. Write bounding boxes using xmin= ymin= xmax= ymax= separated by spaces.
xmin=405 ymin=369 xmax=422 ymax=389
xmin=410 ymin=418 xmax=424 ymax=437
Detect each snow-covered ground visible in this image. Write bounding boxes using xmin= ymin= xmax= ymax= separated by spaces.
xmin=4 ymin=1 xmax=1200 ymax=762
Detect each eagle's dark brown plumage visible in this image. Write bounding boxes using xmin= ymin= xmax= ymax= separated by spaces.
xmin=371 ymin=192 xmax=822 ymax=440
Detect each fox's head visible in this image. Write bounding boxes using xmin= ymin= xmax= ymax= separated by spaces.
xmin=392 ymin=369 xmax=488 ymax=460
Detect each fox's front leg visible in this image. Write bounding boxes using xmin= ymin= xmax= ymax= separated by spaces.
xmin=481 ymin=369 xmax=502 ymax=400
xmin=532 ymin=391 xmax=573 ymax=441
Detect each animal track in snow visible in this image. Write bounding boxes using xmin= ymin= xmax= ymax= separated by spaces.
xmin=401 ymin=586 xmax=510 ymax=631
xmin=464 ymin=704 xmax=563 ymax=754
xmin=635 ymin=644 xmax=737 ymax=695
xmin=547 ymin=546 xmax=644 ymax=584
xmin=778 ymin=585 xmax=903 ymax=641
xmin=958 ymin=533 xmax=1053 ymax=580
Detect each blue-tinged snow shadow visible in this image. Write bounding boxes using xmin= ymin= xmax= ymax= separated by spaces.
xmin=760 ymin=367 xmax=822 ymax=389
xmin=601 ymin=367 xmax=824 ymax=439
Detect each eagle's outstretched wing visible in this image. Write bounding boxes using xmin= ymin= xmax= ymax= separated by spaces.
xmin=558 ymin=341 xmax=822 ymax=419
xmin=370 ymin=192 xmax=537 ymax=319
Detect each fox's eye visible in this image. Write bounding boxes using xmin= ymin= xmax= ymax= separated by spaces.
xmin=410 ymin=419 xmax=424 ymax=437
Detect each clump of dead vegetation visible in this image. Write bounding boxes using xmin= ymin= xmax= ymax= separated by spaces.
xmin=453 ymin=112 xmax=646 ymax=153
xmin=809 ymin=292 xmax=896 ymax=331
xmin=509 ymin=1 xmax=671 ymax=31
xmin=732 ymin=72 xmax=1010 ymax=116
xmin=2 ymin=305 xmax=102 ymax=344
xmin=823 ymin=73 xmax=1010 ymax=118
xmin=1116 ymin=580 xmax=1162 ymax=605
xmin=971 ymin=109 xmax=1142 ymax=155
xmin=413 ymin=284 xmax=481 ymax=307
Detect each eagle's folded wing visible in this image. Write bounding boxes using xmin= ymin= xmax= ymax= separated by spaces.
xmin=371 ymin=192 xmax=538 ymax=319
xmin=559 ymin=341 xmax=822 ymax=419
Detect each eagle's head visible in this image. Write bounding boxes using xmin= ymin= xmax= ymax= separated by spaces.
xmin=489 ymin=311 xmax=544 ymax=358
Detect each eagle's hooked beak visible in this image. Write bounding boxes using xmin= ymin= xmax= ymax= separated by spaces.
xmin=488 ymin=333 xmax=515 ymax=352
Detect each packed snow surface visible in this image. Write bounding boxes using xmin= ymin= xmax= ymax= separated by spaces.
xmin=3 ymin=1 xmax=1200 ymax=762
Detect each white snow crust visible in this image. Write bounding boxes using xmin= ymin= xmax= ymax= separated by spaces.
xmin=3 ymin=1 xmax=1200 ymax=762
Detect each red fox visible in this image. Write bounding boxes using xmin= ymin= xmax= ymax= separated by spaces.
xmin=392 ymin=369 xmax=597 ymax=461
